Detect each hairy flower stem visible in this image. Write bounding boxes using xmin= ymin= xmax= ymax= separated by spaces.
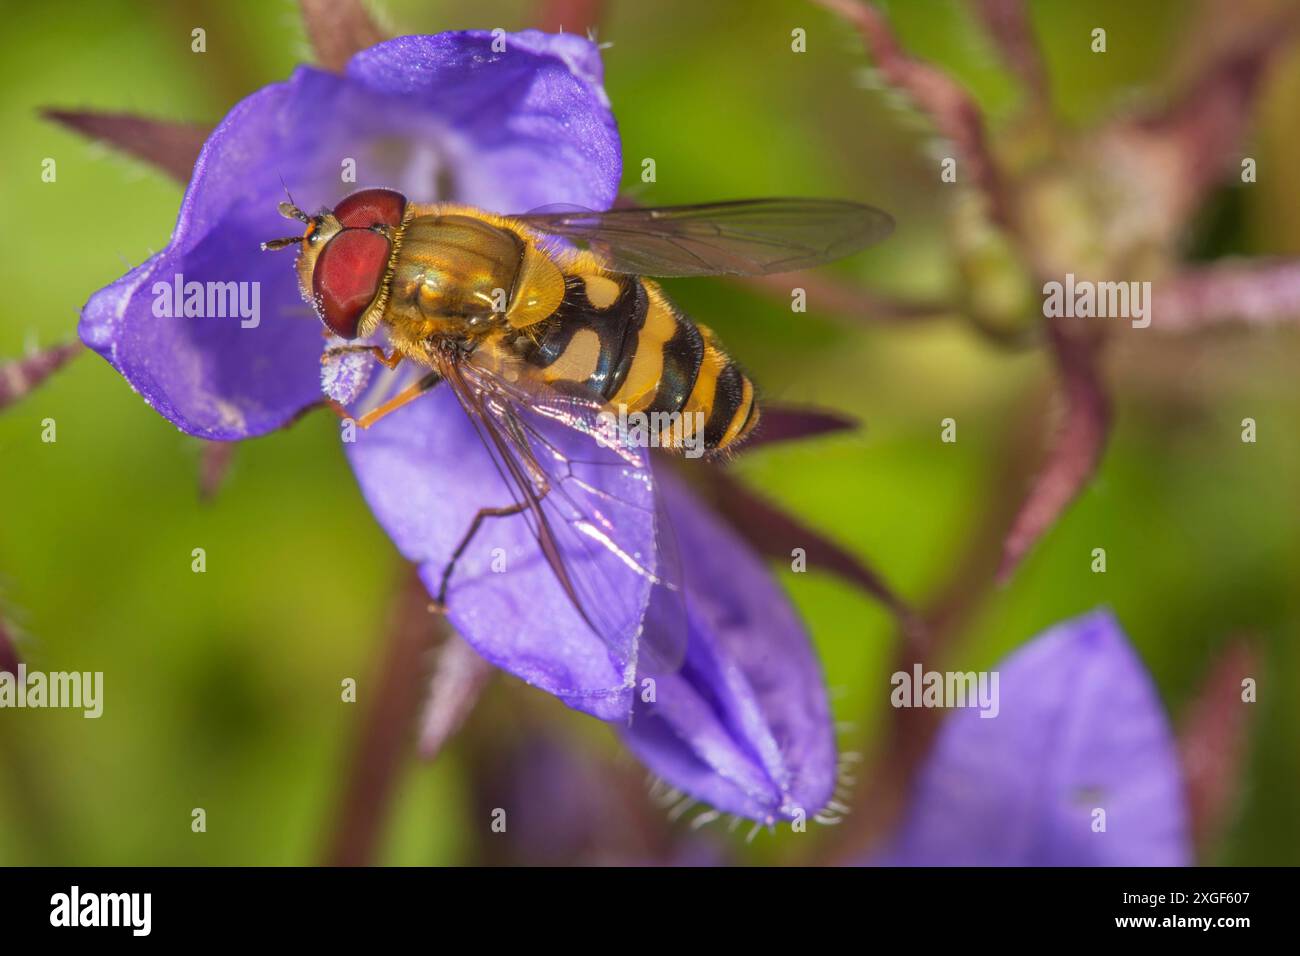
xmin=322 ymin=567 xmax=442 ymax=866
xmin=0 ymin=341 xmax=84 ymax=411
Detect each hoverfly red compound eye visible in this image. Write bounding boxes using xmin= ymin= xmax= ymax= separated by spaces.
xmin=312 ymin=229 xmax=392 ymax=339
xmin=332 ymin=188 xmax=408 ymax=230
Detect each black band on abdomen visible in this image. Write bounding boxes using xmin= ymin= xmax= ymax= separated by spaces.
xmin=646 ymin=315 xmax=705 ymax=415
xmin=703 ymin=361 xmax=745 ymax=448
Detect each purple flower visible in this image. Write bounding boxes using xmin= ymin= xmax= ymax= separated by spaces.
xmin=80 ymin=30 xmax=618 ymax=441
xmin=76 ymin=30 xmax=837 ymax=822
xmin=620 ymin=471 xmax=836 ymax=825
xmin=879 ymin=610 xmax=1191 ymax=866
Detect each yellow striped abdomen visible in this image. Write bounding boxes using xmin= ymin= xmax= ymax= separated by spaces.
xmin=520 ymin=270 xmax=759 ymax=454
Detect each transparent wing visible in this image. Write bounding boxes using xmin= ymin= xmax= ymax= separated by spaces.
xmin=441 ymin=351 xmax=688 ymax=679
xmin=513 ymin=198 xmax=894 ymax=277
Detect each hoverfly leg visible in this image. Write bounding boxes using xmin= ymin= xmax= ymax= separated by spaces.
xmin=435 ymin=501 xmax=529 ymax=609
xmin=320 ymin=344 xmax=404 ymax=370
xmin=353 ymin=371 xmax=441 ymax=430
xmin=324 ymin=399 xmax=352 ymax=422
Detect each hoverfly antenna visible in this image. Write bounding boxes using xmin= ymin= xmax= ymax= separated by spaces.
xmin=265 ymin=178 xmax=314 ymax=250
xmin=260 ymin=235 xmax=304 ymax=252
xmin=277 ymin=200 xmax=312 ymax=224
xmin=276 ymin=174 xmax=309 ymax=220
xmin=273 ymin=176 xmax=311 ymax=224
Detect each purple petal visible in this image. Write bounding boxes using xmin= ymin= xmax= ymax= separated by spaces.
xmin=881 ymin=610 xmax=1191 ymax=866
xmin=80 ymin=71 xmax=344 ymax=439
xmin=620 ymin=471 xmax=836 ymax=823
xmin=346 ymin=31 xmax=621 ymax=214
xmin=81 ymin=31 xmax=620 ymax=438
xmin=344 ymin=386 xmax=654 ymax=722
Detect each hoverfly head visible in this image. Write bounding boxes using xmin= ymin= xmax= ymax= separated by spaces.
xmin=265 ymin=188 xmax=409 ymax=340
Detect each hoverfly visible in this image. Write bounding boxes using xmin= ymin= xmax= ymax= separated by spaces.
xmin=263 ymin=189 xmax=891 ymax=671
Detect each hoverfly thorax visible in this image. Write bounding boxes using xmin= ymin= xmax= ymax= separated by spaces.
xmin=387 ymin=214 xmax=524 ymax=340
xmin=381 ymin=211 xmax=567 ymax=345
xmin=263 ymin=187 xmax=408 ymax=340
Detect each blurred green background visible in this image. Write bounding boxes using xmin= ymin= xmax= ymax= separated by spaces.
xmin=1 ymin=0 xmax=1297 ymax=865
